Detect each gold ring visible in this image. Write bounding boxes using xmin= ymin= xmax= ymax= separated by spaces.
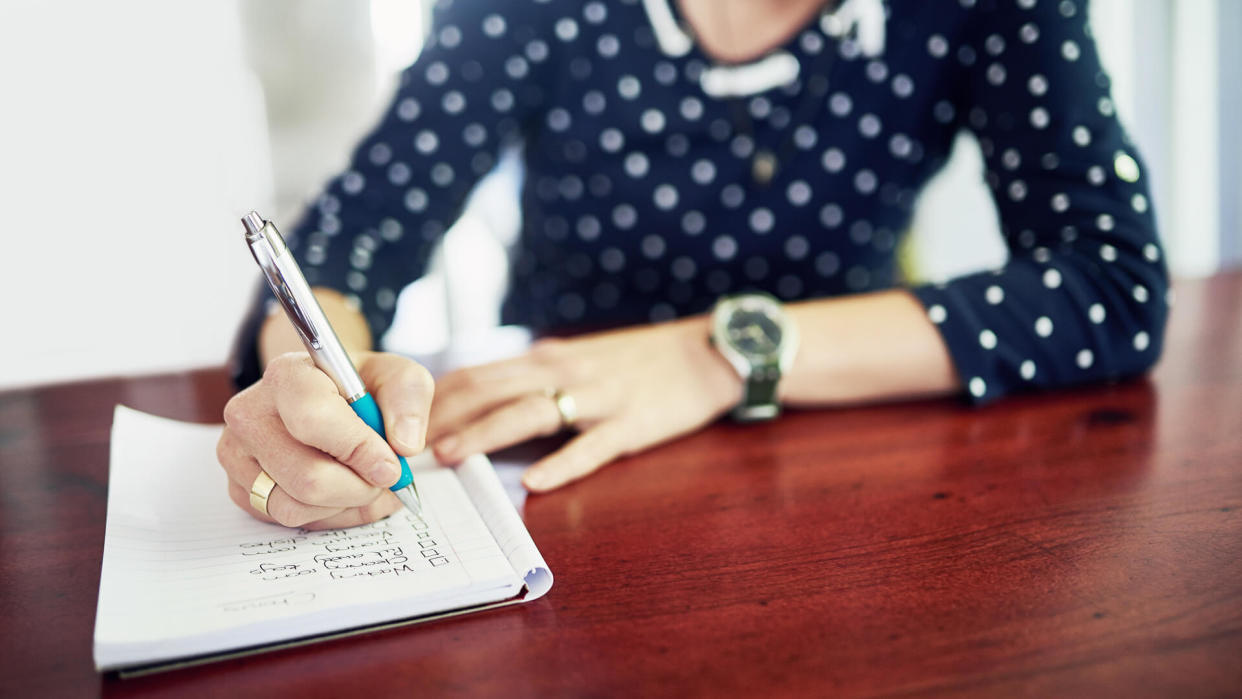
xmin=545 ymin=388 xmax=578 ymax=429
xmin=249 ymin=470 xmax=277 ymax=516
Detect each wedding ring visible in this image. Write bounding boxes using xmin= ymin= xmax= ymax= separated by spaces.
xmin=545 ymin=388 xmax=578 ymax=429
xmin=249 ymin=470 xmax=277 ymax=516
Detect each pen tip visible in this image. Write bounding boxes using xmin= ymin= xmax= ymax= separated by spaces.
xmin=395 ymin=486 xmax=423 ymax=518
xmin=241 ymin=211 xmax=265 ymax=237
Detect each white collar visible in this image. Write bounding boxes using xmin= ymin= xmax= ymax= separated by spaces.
xmin=641 ymin=0 xmax=886 ymax=97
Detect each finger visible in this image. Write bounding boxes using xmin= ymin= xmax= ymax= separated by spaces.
xmin=267 ymin=354 xmax=403 ymax=488
xmin=227 ymin=475 xmax=346 ymax=528
xmin=358 ymin=354 xmax=435 ymax=456
xmin=433 ymin=392 xmax=562 ymax=463
xmin=522 ymin=421 xmax=628 ymax=492
xmin=435 ymin=378 xmax=620 ymax=462
xmin=429 ymin=362 xmax=558 ymax=441
xmin=299 ymin=491 xmax=405 ymax=531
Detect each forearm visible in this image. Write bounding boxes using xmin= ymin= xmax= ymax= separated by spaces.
xmin=258 ymin=287 xmax=374 ymax=368
xmin=780 ymin=290 xmax=960 ymax=406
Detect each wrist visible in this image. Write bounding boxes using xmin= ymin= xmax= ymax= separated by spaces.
xmin=678 ymin=316 xmax=746 ymax=415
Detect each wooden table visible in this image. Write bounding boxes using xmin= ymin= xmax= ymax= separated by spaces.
xmin=2 ymin=272 xmax=1241 ymax=698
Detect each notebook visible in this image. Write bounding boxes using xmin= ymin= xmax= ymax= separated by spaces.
xmin=94 ymin=406 xmax=553 ymax=675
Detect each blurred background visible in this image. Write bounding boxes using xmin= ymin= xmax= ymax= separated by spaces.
xmin=1 ymin=0 xmax=1238 ymax=389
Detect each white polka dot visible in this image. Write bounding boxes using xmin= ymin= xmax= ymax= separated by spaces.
xmin=1076 ymin=349 xmax=1093 ymax=369
xmin=712 ymin=235 xmax=738 ymax=260
xmin=681 ymin=210 xmax=706 ymax=235
xmin=979 ymin=329 xmax=998 ymax=349
xmin=341 ymin=171 xmax=365 ymax=195
xmin=816 ymin=251 xmax=840 ymax=276
xmin=855 ymin=169 xmax=878 ymax=194
xmin=749 ymin=208 xmax=775 ymax=234
xmin=505 ymin=56 xmax=529 ymax=79
xmin=1115 ymin=153 xmax=1141 ymax=182
xmin=822 ymin=148 xmax=847 ymax=173
xmin=1062 ymin=40 xmax=1081 ymax=61
xmin=1087 ymin=166 xmax=1106 ymax=186
xmin=404 ymin=187 xmax=428 ymax=212
xmin=730 ymin=135 xmax=755 ymax=159
xmin=1028 ymin=74 xmax=1048 ymax=96
xmin=969 ymin=377 xmax=987 ymax=397
xmin=624 ymin=152 xmax=649 ymax=178
xmin=583 ymin=2 xmax=607 ymax=24
xmin=483 ymin=14 xmax=506 ymax=37
xmin=600 ymin=128 xmax=624 ymax=152
xmin=492 ymin=88 xmax=515 ymax=112
xmin=654 ymin=184 xmax=679 ymax=210
xmin=787 ymin=180 xmax=812 ymax=206
xmin=1020 ymin=22 xmax=1040 ymax=43
xmin=1002 ymin=148 xmax=1021 ymax=170
xmin=430 ymin=163 xmax=454 ymax=186
xmin=829 ymin=92 xmax=853 ymax=117
xmin=641 ymin=234 xmax=666 ymax=258
xmin=794 ymin=125 xmax=818 ymax=150
xmin=1030 ymin=107 xmax=1050 ymax=129
xmin=641 ymin=108 xmax=666 ymax=133
xmin=1073 ymin=126 xmax=1092 ymax=147
xmin=576 ymin=215 xmax=601 ymax=241
xmin=721 ymin=184 xmax=745 ymax=208
xmin=928 ymin=35 xmax=949 ymax=58
xmin=820 ymin=203 xmax=844 ymax=228
xmin=1089 ymin=303 xmax=1106 ymax=324
xmin=597 ymin=34 xmax=620 ymax=58
xmin=985 ymin=285 xmax=1004 ymax=305
xmin=928 ymin=304 xmax=947 ymax=324
xmin=1009 ymin=181 xmax=1028 ymax=201
xmin=1100 ymin=244 xmax=1118 ymax=262
xmin=1133 ymin=285 xmax=1149 ymax=303
xmin=1098 ymin=214 xmax=1115 ymax=231
xmin=1043 ymin=268 xmax=1062 ymax=288
xmin=690 ymin=159 xmax=716 ymax=185
xmin=612 ymin=204 xmax=637 ymax=229
xmin=555 ymin=17 xmax=578 ymax=41
xmin=1144 ymin=243 xmax=1160 ymax=262
xmin=1020 ymin=360 xmax=1036 ymax=380
xmin=859 ymin=114 xmax=882 ymax=138
xmin=1035 ymin=316 xmax=1053 ymax=337
xmin=784 ymin=235 xmax=810 ymax=260
xmin=618 ymin=75 xmax=641 ymax=99
xmin=1051 ymin=193 xmax=1070 ymax=212
xmin=598 ymin=247 xmax=625 ymax=271
xmin=1133 ymin=331 xmax=1150 ymax=351
xmin=987 ymin=63 xmax=1007 ymax=85
xmin=368 ymin=142 xmax=392 ymax=165
xmin=892 ymin=74 xmax=914 ymax=98
xmin=439 ymin=25 xmax=461 ymax=48
xmin=680 ymin=96 xmax=703 ymax=121
xmin=1132 ymin=193 xmax=1149 ymax=213
xmin=526 ymin=40 xmax=549 ymax=62
xmin=415 ymin=130 xmax=439 ymax=154
xmin=426 ymin=61 xmax=449 ymax=85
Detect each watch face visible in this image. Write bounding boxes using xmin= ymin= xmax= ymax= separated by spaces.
xmin=725 ymin=307 xmax=783 ymax=358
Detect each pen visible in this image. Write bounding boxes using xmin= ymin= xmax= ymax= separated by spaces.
xmin=240 ymin=210 xmax=423 ymax=517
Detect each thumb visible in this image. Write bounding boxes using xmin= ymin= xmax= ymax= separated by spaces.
xmin=359 ymin=352 xmax=436 ymax=457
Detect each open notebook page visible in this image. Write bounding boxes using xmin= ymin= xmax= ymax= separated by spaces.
xmin=95 ymin=407 xmax=548 ymax=671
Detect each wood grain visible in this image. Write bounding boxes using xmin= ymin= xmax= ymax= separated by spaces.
xmin=1 ymin=272 xmax=1240 ymax=698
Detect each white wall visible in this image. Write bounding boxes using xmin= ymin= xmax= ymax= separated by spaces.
xmin=0 ymin=0 xmax=273 ymax=388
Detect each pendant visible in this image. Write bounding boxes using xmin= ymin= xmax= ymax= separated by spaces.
xmin=752 ymin=149 xmax=778 ymax=186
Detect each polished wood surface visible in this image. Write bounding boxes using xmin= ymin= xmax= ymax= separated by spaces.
xmin=2 ymin=272 xmax=1241 ymax=698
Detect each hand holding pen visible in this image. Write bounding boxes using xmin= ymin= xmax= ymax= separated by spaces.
xmin=216 ymin=212 xmax=435 ymax=529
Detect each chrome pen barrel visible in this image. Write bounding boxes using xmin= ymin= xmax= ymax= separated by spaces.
xmin=243 ymin=212 xmax=367 ymax=402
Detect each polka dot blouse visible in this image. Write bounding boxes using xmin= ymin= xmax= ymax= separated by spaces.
xmin=235 ymin=0 xmax=1168 ymax=403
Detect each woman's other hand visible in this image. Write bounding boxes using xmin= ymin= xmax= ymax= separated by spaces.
xmin=217 ymin=352 xmax=434 ymax=529
xmin=429 ymin=319 xmax=742 ymax=492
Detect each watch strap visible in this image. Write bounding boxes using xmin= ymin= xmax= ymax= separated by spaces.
xmin=732 ymin=359 xmax=782 ymax=421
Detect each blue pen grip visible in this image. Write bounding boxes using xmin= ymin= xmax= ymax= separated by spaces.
xmin=349 ymin=392 xmax=414 ymax=491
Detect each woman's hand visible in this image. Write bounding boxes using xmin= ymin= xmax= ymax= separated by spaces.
xmin=217 ymin=352 xmax=434 ymax=529
xmin=429 ymin=318 xmax=743 ymax=491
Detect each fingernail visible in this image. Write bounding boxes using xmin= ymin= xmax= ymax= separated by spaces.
xmin=396 ymin=416 xmax=425 ymax=453
xmin=523 ymin=471 xmax=548 ymax=491
xmin=372 ymin=457 xmax=401 ymax=486
xmin=434 ymin=435 xmax=460 ymax=460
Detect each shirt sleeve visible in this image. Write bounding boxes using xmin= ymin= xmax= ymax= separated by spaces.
xmin=909 ymin=0 xmax=1169 ymax=403
xmin=231 ymin=0 xmax=551 ymax=387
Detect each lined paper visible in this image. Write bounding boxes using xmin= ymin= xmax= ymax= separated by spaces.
xmin=94 ymin=407 xmax=550 ymax=671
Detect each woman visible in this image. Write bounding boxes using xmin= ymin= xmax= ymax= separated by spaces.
xmin=219 ymin=0 xmax=1166 ymax=529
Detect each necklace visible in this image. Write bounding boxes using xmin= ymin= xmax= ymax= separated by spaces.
xmin=703 ymin=0 xmax=842 ymax=186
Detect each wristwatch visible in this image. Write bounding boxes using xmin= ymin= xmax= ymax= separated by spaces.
xmin=709 ymin=292 xmax=799 ymax=421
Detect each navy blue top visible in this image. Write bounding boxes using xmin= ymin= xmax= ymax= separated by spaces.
xmin=235 ymin=0 xmax=1168 ymax=403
